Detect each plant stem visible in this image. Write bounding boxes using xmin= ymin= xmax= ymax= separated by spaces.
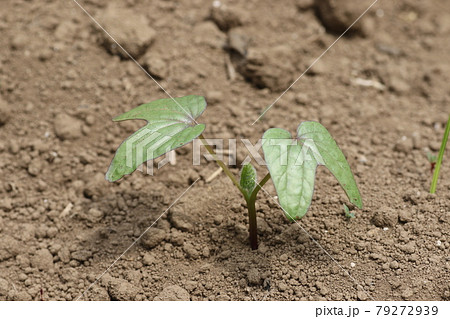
xmin=430 ymin=114 xmax=450 ymax=194
xmin=246 ymin=197 xmax=258 ymax=250
xmin=244 ymin=172 xmax=271 ymax=250
xmin=198 ymin=134 xmax=272 ymax=250
xmin=198 ymin=134 xmax=243 ymax=192
xmin=250 ymin=172 xmax=271 ymax=201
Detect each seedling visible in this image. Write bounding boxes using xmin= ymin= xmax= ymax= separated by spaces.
xmin=427 ymin=152 xmax=437 ymax=174
xmin=343 ymin=204 xmax=355 ymax=219
xmin=430 ymin=114 xmax=450 ymax=194
xmin=106 ymin=95 xmax=362 ymax=250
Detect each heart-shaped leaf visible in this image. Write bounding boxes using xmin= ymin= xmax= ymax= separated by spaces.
xmin=262 ymin=128 xmax=318 ymax=220
xmin=262 ymin=122 xmax=362 ymax=220
xmin=297 ymin=122 xmax=362 ymax=209
xmin=106 ymin=95 xmax=206 ymax=182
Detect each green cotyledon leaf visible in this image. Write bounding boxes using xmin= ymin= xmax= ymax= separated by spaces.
xmin=240 ymin=162 xmax=257 ymax=199
xmin=262 ymin=122 xmax=362 ymax=220
xmin=106 ymin=95 xmax=206 ymax=182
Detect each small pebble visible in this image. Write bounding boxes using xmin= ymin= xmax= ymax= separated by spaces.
xmin=247 ymin=268 xmax=261 ymax=286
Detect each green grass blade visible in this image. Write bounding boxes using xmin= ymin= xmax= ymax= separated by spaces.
xmin=430 ymin=114 xmax=450 ymax=194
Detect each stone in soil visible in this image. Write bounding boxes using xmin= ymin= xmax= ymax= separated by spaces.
xmin=71 ymin=250 xmax=92 ymax=262
xmin=140 ymin=53 xmax=168 ymax=79
xmin=388 ymin=75 xmax=411 ymax=94
xmin=0 ymin=97 xmax=11 ymax=126
xmin=80 ymin=208 xmax=104 ymax=223
xmin=83 ymin=173 xmax=107 ymax=199
xmin=153 ymin=285 xmax=190 ymax=301
xmin=58 ymin=247 xmax=71 ymax=264
xmin=31 ymin=248 xmax=54 ymax=271
xmin=394 ymin=136 xmax=413 ymax=154
xmin=439 ymin=211 xmax=450 ymax=224
xmin=10 ymin=33 xmax=28 ymax=50
xmin=0 ymin=235 xmax=22 ymax=262
xmin=247 ymin=268 xmax=261 ymax=286
xmin=182 ymin=242 xmax=200 ymax=259
xmin=227 ymin=31 xmax=250 ymax=57
xmin=141 ymin=228 xmax=166 ymax=249
xmin=10 ymin=291 xmax=32 ymax=301
xmin=54 ymin=113 xmax=83 ymax=140
xmin=206 ymin=91 xmax=224 ymax=105
xmin=169 ymin=206 xmax=194 ymax=232
xmin=210 ymin=3 xmax=245 ymax=32
xmin=107 ymin=277 xmax=139 ymax=301
xmin=0 ymin=278 xmax=9 ymax=297
xmin=296 ymin=0 xmax=315 ymax=11
xmin=314 ymin=0 xmax=372 ymax=35
xmin=192 ymin=21 xmax=227 ymax=49
xmin=27 ymin=158 xmax=42 ymax=177
xmin=372 ymin=206 xmax=398 ymax=228
xmin=54 ymin=21 xmax=78 ymax=41
xmin=357 ymin=290 xmax=368 ymax=301
xmin=238 ymin=45 xmax=299 ymax=91
xmin=401 ymin=287 xmax=414 ymax=299
xmin=399 ymin=242 xmax=416 ymax=254
xmin=142 ymin=253 xmax=156 ymax=266
xmin=96 ymin=5 xmax=155 ymax=58
xmin=0 ymin=198 xmax=12 ymax=212
xmin=169 ymin=229 xmax=185 ymax=246
xmin=398 ymin=210 xmax=413 ymax=223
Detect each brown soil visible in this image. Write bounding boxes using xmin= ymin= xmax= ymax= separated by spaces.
xmin=0 ymin=0 xmax=449 ymax=301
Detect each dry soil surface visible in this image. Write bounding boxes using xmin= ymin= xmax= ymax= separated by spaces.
xmin=0 ymin=0 xmax=449 ymax=301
